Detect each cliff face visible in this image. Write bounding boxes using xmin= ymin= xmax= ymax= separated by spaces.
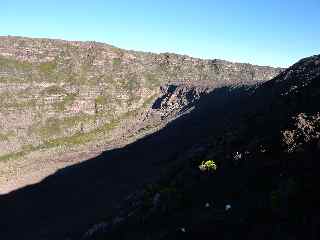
xmin=0 ymin=36 xmax=281 ymax=173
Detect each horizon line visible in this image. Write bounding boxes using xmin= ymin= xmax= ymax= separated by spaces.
xmin=1 ymin=34 xmax=291 ymax=69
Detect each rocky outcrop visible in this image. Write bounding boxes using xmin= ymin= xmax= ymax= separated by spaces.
xmin=282 ymin=113 xmax=320 ymax=153
xmin=151 ymin=84 xmax=211 ymax=119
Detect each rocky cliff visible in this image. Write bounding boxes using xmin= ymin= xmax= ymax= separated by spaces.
xmin=0 ymin=36 xmax=282 ymax=191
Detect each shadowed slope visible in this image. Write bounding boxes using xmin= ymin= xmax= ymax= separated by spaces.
xmin=0 ymin=85 xmax=253 ymax=240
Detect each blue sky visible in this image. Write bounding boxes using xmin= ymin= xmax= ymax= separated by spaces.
xmin=1 ymin=0 xmax=319 ymax=67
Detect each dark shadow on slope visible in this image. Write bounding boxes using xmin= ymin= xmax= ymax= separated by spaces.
xmin=0 ymin=85 xmax=269 ymax=240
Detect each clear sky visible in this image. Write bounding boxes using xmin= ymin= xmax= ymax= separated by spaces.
xmin=1 ymin=0 xmax=319 ymax=67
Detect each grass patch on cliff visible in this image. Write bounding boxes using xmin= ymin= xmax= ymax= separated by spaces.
xmin=0 ymin=57 xmax=33 ymax=72
xmin=0 ymin=131 xmax=15 ymax=142
xmin=0 ymin=144 xmax=36 ymax=162
xmin=0 ymin=133 xmax=9 ymax=142
xmin=0 ymin=118 xmax=117 ymax=161
xmin=0 ymin=151 xmax=26 ymax=162
xmin=0 ymin=95 xmax=37 ymax=110
xmin=56 ymin=93 xmax=77 ymax=111
xmin=40 ymin=118 xmax=119 ymax=148
xmin=39 ymin=61 xmax=57 ymax=74
xmin=36 ymin=114 xmax=96 ymax=138
xmin=41 ymin=85 xmax=67 ymax=95
xmin=0 ymin=96 xmax=155 ymax=161
xmin=0 ymin=76 xmax=28 ymax=83
xmin=144 ymin=72 xmax=161 ymax=88
xmin=112 ymin=58 xmax=121 ymax=66
xmin=95 ymin=95 xmax=109 ymax=105
xmin=39 ymin=61 xmax=80 ymax=83
xmin=38 ymin=118 xmax=62 ymax=137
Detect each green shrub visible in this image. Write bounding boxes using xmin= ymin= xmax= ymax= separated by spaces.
xmin=0 ymin=151 xmax=26 ymax=162
xmin=41 ymin=85 xmax=67 ymax=95
xmin=144 ymin=73 xmax=160 ymax=88
xmin=0 ymin=57 xmax=33 ymax=71
xmin=39 ymin=61 xmax=57 ymax=74
xmin=56 ymin=93 xmax=76 ymax=111
xmin=0 ymin=144 xmax=35 ymax=162
xmin=0 ymin=133 xmax=9 ymax=141
xmin=112 ymin=58 xmax=121 ymax=66
xmin=95 ymin=95 xmax=108 ymax=105
xmin=199 ymin=160 xmax=217 ymax=172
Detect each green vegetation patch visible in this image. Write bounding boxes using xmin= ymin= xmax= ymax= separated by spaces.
xmin=37 ymin=114 xmax=95 ymax=138
xmin=39 ymin=61 xmax=57 ymax=74
xmin=0 ymin=117 xmax=117 ymax=161
xmin=38 ymin=61 xmax=73 ymax=83
xmin=40 ymin=118 xmax=119 ymax=148
xmin=0 ymin=76 xmax=26 ymax=83
xmin=95 ymin=95 xmax=109 ymax=106
xmin=127 ymin=78 xmax=139 ymax=92
xmin=0 ymin=144 xmax=36 ymax=162
xmin=0 ymin=131 xmax=15 ymax=142
xmin=199 ymin=160 xmax=217 ymax=172
xmin=0 ymin=133 xmax=9 ymax=142
xmin=56 ymin=93 xmax=77 ymax=111
xmin=144 ymin=72 xmax=161 ymax=88
xmin=112 ymin=58 xmax=121 ymax=67
xmin=0 ymin=57 xmax=33 ymax=72
xmin=38 ymin=118 xmax=62 ymax=137
xmin=41 ymin=85 xmax=67 ymax=95
xmin=0 ymin=104 xmax=147 ymax=161
xmin=0 ymin=94 xmax=37 ymax=110
xmin=118 ymin=73 xmax=140 ymax=92
xmin=0 ymin=151 xmax=26 ymax=162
